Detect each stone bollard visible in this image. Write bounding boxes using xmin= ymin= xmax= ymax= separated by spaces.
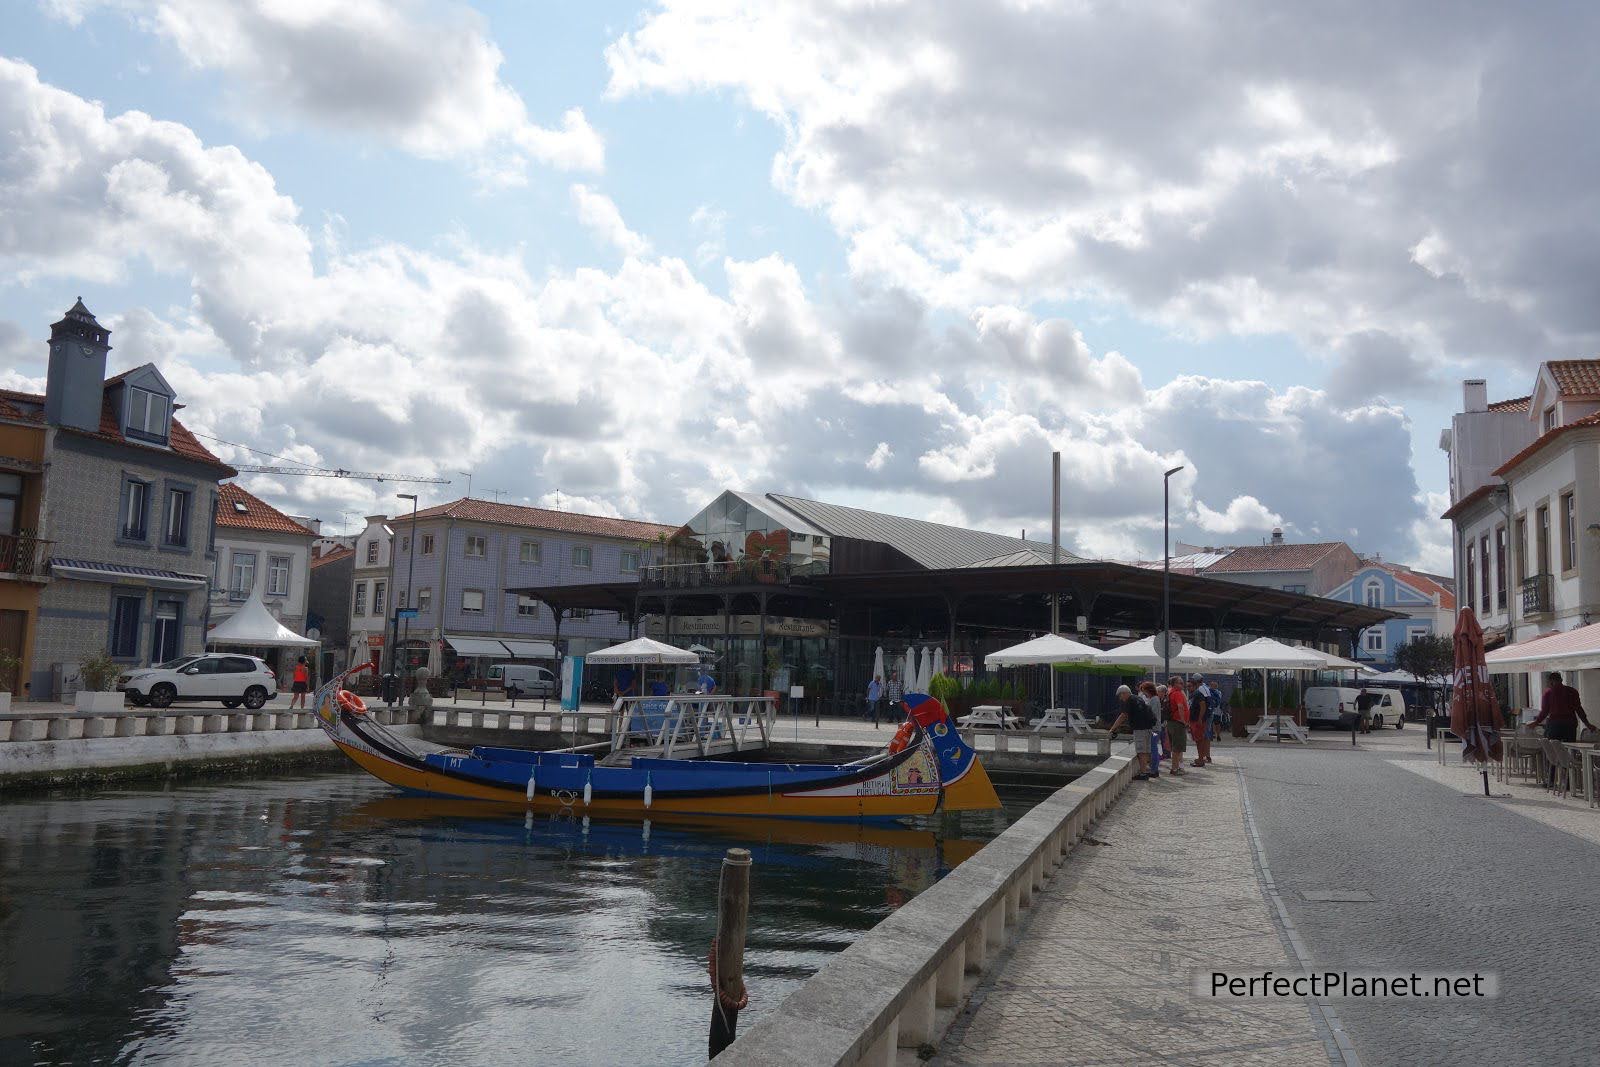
xmin=83 ymin=716 xmax=114 ymax=739
xmin=202 ymin=714 xmax=227 ymax=734
xmin=116 ymin=715 xmax=145 ymax=737
xmin=251 ymin=712 xmax=273 ymax=731
xmin=228 ymin=713 xmax=251 ymax=732
xmin=174 ymin=714 xmax=201 ymax=735
xmin=12 ymin=718 xmax=47 ymax=742
xmin=47 ymin=715 xmax=73 ymax=740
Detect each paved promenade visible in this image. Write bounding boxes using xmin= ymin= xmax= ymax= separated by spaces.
xmin=931 ymin=727 xmax=1600 ymax=1066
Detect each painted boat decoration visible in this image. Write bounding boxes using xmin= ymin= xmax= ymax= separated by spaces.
xmin=312 ymin=672 xmax=1000 ymax=820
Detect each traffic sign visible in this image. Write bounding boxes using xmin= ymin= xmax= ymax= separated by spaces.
xmin=395 ymin=608 xmax=420 ymax=619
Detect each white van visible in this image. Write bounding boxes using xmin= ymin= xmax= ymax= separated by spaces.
xmin=487 ymin=663 xmax=557 ymax=698
xmin=1304 ymin=687 xmax=1361 ymax=729
xmin=1305 ymin=686 xmax=1407 ymax=729
xmin=1359 ymin=688 xmax=1407 ymax=729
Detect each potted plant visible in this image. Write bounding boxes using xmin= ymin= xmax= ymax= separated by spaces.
xmin=0 ymin=647 xmax=19 ymax=713
xmin=75 ymin=652 xmax=126 ymax=712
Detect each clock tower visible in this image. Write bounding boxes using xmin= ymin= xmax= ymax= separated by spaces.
xmin=43 ymin=297 xmax=111 ymax=432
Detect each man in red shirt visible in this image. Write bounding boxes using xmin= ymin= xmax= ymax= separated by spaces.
xmin=1531 ymin=671 xmax=1593 ymax=742
xmin=1163 ymin=676 xmax=1190 ymax=776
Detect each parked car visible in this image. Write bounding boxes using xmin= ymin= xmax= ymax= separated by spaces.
xmin=1357 ymin=688 xmax=1407 ymax=729
xmin=486 ymin=662 xmax=558 ymax=699
xmin=1304 ymin=686 xmax=1362 ymax=729
xmin=118 ymin=654 xmax=278 ymax=709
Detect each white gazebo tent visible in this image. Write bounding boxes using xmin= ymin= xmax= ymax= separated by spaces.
xmin=1093 ymin=634 xmax=1236 ymax=674
xmin=207 ymin=585 xmax=318 ymax=650
xmin=1221 ymin=637 xmax=1329 ymax=743
xmin=987 ymin=633 xmax=1103 ymax=718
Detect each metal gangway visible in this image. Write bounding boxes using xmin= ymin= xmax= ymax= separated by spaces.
xmin=602 ymin=694 xmax=777 ymax=764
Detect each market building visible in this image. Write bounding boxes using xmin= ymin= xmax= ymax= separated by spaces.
xmin=516 ymin=489 xmax=1395 ymax=712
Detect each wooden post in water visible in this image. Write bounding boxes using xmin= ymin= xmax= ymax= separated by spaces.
xmin=709 ymin=847 xmax=753 ymax=1059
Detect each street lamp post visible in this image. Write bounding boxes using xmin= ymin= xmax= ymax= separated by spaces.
xmin=397 ymin=492 xmax=418 ymax=708
xmin=1162 ymin=465 xmax=1185 ymax=683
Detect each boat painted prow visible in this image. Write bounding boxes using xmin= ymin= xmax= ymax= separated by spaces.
xmin=902 ymin=692 xmax=1003 ymax=812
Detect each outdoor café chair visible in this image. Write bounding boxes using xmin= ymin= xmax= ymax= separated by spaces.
xmin=1540 ymin=740 xmax=1574 ymax=797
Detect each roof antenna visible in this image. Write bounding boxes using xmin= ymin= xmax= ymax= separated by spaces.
xmin=488 ymin=488 xmax=506 ymax=503
xmin=458 ymin=471 xmax=472 ymax=498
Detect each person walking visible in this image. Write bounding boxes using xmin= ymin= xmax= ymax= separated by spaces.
xmin=885 ymin=670 xmax=904 ymax=721
xmin=290 ymin=656 xmax=310 ymax=709
xmin=1187 ymin=676 xmax=1213 ymax=766
xmin=867 ymin=675 xmax=884 ymax=728
xmin=1106 ymin=684 xmax=1157 ymax=780
xmin=1532 ymin=670 xmax=1593 ymax=783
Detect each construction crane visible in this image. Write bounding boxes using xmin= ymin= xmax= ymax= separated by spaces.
xmin=192 ymin=432 xmax=453 ymax=485
xmin=231 ymin=463 xmax=452 ymax=485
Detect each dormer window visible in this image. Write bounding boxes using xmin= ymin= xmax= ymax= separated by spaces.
xmin=1543 ymin=405 xmax=1557 ymax=432
xmin=127 ymin=386 xmax=171 ymax=444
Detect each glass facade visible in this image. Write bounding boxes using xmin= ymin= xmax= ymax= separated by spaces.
xmin=663 ymin=492 xmax=830 ymax=582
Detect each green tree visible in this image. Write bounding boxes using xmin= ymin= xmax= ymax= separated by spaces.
xmin=1394 ymin=634 xmax=1454 ymax=688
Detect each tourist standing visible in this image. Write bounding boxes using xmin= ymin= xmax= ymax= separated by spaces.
xmin=1187 ymin=677 xmax=1212 ymax=766
xmin=290 ymin=656 xmax=310 ymax=709
xmin=1106 ymin=684 xmax=1157 ymax=780
xmin=1163 ymin=677 xmax=1190 ymax=775
xmin=1532 ymin=671 xmax=1593 ymax=742
xmin=1139 ymin=681 xmax=1163 ymax=776
xmin=867 ymin=675 xmax=883 ymax=727
xmin=886 ymin=670 xmax=904 ymax=719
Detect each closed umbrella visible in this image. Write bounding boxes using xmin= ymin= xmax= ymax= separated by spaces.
xmin=905 ymin=649 xmax=920 ymax=692
xmin=932 ymin=646 xmax=945 ymax=680
xmin=1450 ymin=607 xmax=1504 ymax=795
xmin=872 ymin=646 xmax=885 ymax=684
xmin=917 ymin=647 xmax=933 ymax=692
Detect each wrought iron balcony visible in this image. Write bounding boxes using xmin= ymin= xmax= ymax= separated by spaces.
xmin=0 ymin=530 xmax=51 ymax=579
xmin=1521 ymin=573 xmax=1553 ymax=616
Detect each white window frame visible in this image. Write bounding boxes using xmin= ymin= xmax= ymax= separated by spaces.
xmin=267 ymin=554 xmax=291 ymax=597
xmin=163 ymin=488 xmax=190 ymax=547
xmin=520 ymin=540 xmax=542 ymax=564
xmin=572 ymin=545 xmax=593 ymax=569
xmin=230 ymin=551 xmax=257 ymax=600
xmin=417 ymin=587 xmax=432 ymax=615
xmin=1363 ymin=578 xmax=1382 ymax=608
xmin=373 ymin=581 xmax=387 ymax=617
xmin=421 ymin=534 xmax=435 ymax=554
xmin=1363 ymin=627 xmax=1386 ymax=653
xmin=353 ymin=581 xmax=367 ymax=616
xmin=126 ymin=386 xmax=170 ymax=441
xmin=621 ymin=549 xmax=640 ymax=573
xmin=465 ymin=534 xmax=487 ymax=559
xmin=462 ymin=588 xmax=485 ymax=613
xmin=366 ymin=540 xmax=379 ymax=564
xmin=517 ymin=594 xmax=540 ymax=617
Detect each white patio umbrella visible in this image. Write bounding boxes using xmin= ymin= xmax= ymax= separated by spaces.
xmin=1221 ymin=637 xmax=1327 ymax=738
xmin=1094 ymin=634 xmax=1237 ymax=673
xmin=917 ymin=647 xmax=934 ymax=692
xmin=905 ymin=648 xmax=921 ymax=691
xmin=932 ymin=646 xmax=945 ymax=680
xmin=585 ymin=637 xmax=701 ymax=665
xmin=988 ymin=632 xmax=1102 ymax=713
xmin=871 ymin=646 xmax=886 ymax=683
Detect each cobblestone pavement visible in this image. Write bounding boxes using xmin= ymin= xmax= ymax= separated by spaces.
xmin=1236 ymin=727 xmax=1600 ymax=1067
xmin=937 ymin=754 xmax=1331 ymax=1066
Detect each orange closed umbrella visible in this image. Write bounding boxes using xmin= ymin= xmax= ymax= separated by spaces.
xmin=1449 ymin=608 xmax=1504 ymax=794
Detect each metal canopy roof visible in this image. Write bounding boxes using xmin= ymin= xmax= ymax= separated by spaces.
xmin=767 ymin=493 xmax=1085 ymax=571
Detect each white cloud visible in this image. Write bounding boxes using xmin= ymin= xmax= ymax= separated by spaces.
xmin=607 ymin=2 xmax=1600 ymax=393
xmin=0 ymin=57 xmax=1445 ymax=566
xmin=571 ymin=185 xmax=650 ymax=257
xmin=1193 ymin=495 xmax=1283 ymax=535
xmin=49 ymin=0 xmax=603 ymax=178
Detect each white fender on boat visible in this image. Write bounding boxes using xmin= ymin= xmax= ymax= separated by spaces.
xmin=526 ymin=770 xmax=536 ymax=801
xmin=644 ymin=773 xmax=653 ymax=809
xmin=583 ymin=772 xmax=592 ymax=807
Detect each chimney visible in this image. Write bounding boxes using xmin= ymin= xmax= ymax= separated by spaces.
xmin=1463 ymin=379 xmax=1488 ymax=413
xmin=44 ymin=298 xmax=111 ymax=432
xmin=1271 ymin=527 xmax=1284 ymax=546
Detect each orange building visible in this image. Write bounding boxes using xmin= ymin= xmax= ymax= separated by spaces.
xmin=0 ymin=391 xmax=50 ymax=701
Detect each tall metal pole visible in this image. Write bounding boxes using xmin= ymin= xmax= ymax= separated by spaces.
xmin=398 ymin=492 xmax=418 ymax=708
xmin=1050 ymin=450 xmax=1061 ymax=712
xmin=1162 ymin=466 xmax=1185 ymax=683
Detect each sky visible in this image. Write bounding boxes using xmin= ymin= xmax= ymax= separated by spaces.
xmin=1 ymin=0 xmax=1585 ymax=570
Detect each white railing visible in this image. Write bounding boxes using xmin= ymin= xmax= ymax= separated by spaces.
xmin=710 ymin=753 xmax=1135 ymax=1067
xmin=609 ymin=694 xmax=777 ymax=758
xmin=0 ymin=706 xmax=411 ymax=742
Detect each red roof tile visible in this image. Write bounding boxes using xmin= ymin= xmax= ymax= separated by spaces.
xmin=1487 ymin=395 xmax=1530 ymax=413
xmin=217 ymin=482 xmax=316 ymax=536
xmin=405 ymin=497 xmax=676 ymax=541
xmin=1439 ymin=483 xmax=1497 ymax=522
xmin=1492 ymin=410 xmax=1600 ymax=478
xmin=1370 ymin=561 xmax=1456 ymax=611
xmin=1546 ymin=359 xmax=1600 ymax=398
xmin=0 ymin=390 xmax=45 ymax=425
xmin=1202 ymin=542 xmax=1350 ymax=573
xmin=311 ymin=545 xmax=354 ymax=569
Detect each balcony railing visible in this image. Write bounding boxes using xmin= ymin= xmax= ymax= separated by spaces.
xmin=639 ymin=559 xmax=827 ymax=590
xmin=1521 ymin=573 xmax=1553 ymax=616
xmin=0 ymin=530 xmax=51 ymax=579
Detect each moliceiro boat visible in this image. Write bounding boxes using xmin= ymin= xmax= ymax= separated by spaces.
xmin=312 ymin=674 xmax=1000 ymax=820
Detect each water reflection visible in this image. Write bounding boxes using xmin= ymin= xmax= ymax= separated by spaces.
xmin=0 ymin=773 xmax=1015 ymax=1066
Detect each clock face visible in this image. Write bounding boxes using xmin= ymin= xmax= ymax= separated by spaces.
xmin=79 ymin=343 xmax=95 ymax=356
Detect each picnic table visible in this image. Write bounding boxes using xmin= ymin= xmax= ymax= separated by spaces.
xmin=1246 ymin=712 xmax=1310 ymax=744
xmin=1030 ymin=708 xmax=1095 ymax=734
xmin=957 ymin=704 xmax=1025 ymax=730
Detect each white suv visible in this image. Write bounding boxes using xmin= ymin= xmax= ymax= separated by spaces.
xmin=118 ymin=654 xmax=279 ymax=710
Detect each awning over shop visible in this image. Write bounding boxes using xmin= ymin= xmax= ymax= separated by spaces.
xmin=500 ymin=639 xmax=557 ymax=659
xmin=1485 ymin=622 xmax=1600 ymax=674
xmin=50 ymin=557 xmax=208 ymax=590
xmin=444 ymin=635 xmax=512 ymax=658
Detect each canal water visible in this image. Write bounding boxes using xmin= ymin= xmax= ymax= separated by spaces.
xmin=0 ymin=771 xmax=1030 ymax=1066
